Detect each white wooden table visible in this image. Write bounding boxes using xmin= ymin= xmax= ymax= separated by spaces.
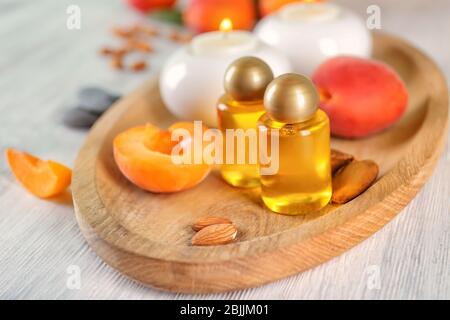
xmin=0 ymin=0 xmax=449 ymax=299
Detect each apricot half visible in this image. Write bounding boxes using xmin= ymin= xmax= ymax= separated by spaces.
xmin=6 ymin=148 xmax=72 ymax=198
xmin=113 ymin=122 xmax=212 ymax=193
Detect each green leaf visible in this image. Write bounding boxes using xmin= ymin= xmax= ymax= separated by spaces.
xmin=149 ymin=9 xmax=183 ymax=25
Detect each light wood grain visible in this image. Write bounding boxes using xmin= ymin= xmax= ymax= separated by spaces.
xmin=1 ymin=0 xmax=450 ymax=299
xmin=72 ymin=32 xmax=448 ymax=293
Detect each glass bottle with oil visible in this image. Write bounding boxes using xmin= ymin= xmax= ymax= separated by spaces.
xmin=217 ymin=57 xmax=274 ymax=188
xmin=258 ymin=73 xmax=332 ymax=215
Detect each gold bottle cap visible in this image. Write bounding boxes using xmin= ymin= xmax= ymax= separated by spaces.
xmin=224 ymin=56 xmax=274 ymax=102
xmin=264 ymin=73 xmax=319 ymax=123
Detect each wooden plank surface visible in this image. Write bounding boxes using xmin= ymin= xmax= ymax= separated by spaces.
xmin=0 ymin=0 xmax=449 ymax=299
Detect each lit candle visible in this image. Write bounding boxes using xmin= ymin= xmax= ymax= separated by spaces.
xmin=255 ymin=2 xmax=372 ymax=75
xmin=160 ymin=19 xmax=291 ymax=127
xmin=191 ymin=19 xmax=258 ymax=56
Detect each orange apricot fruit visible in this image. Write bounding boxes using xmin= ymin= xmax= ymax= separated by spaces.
xmin=126 ymin=0 xmax=176 ymax=13
xmin=260 ymin=0 xmax=324 ymax=17
xmin=6 ymin=148 xmax=72 ymax=198
xmin=184 ymin=0 xmax=256 ymax=33
xmin=113 ymin=122 xmax=212 ymax=193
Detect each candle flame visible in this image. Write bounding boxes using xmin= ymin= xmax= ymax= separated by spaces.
xmin=220 ymin=18 xmax=233 ymax=32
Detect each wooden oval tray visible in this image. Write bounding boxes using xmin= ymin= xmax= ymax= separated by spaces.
xmin=72 ymin=32 xmax=448 ymax=293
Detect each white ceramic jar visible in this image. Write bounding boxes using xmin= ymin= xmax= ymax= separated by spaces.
xmin=160 ymin=31 xmax=291 ymax=128
xmin=255 ymin=2 xmax=372 ymax=75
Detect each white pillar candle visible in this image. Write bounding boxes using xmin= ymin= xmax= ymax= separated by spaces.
xmin=255 ymin=2 xmax=372 ymax=75
xmin=160 ymin=19 xmax=291 ymax=127
xmin=190 ymin=31 xmax=258 ymax=55
xmin=191 ymin=19 xmax=258 ymax=56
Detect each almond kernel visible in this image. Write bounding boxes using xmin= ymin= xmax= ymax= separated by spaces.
xmin=191 ymin=224 xmax=237 ymax=246
xmin=130 ymin=60 xmax=147 ymax=72
xmin=192 ymin=216 xmax=233 ymax=232
xmin=332 ymin=160 xmax=379 ymax=204
xmin=331 ymin=149 xmax=354 ymax=174
xmin=111 ymin=57 xmax=123 ymax=70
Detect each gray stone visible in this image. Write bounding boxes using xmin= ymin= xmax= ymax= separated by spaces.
xmin=62 ymin=108 xmax=99 ymax=129
xmin=77 ymin=87 xmax=120 ymax=115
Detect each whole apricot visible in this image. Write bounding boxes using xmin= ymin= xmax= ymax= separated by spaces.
xmin=312 ymin=56 xmax=408 ymax=138
xmin=126 ymin=0 xmax=176 ymax=13
xmin=260 ymin=0 xmax=324 ymax=17
xmin=184 ymin=0 xmax=256 ymax=33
